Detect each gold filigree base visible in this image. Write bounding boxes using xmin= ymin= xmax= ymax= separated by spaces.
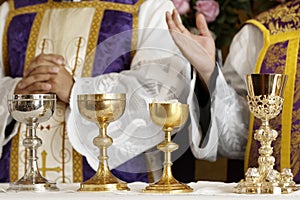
xmin=234 ymin=167 xmax=299 ymax=194
xmin=234 ymin=180 xmax=299 ymax=194
xmin=233 ymin=180 xmax=281 ymax=194
xmin=143 ymin=176 xmax=193 ymax=193
xmin=280 ymin=185 xmax=300 ymax=194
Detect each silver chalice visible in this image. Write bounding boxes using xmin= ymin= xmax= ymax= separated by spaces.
xmin=7 ymin=94 xmax=58 ymax=192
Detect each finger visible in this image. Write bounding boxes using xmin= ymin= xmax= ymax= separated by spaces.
xmin=195 ymin=13 xmax=211 ymax=37
xmin=17 ymin=74 xmax=52 ymax=89
xmin=24 ymin=54 xmax=65 ymax=77
xmin=166 ymin=11 xmax=176 ymax=29
xmin=172 ymin=9 xmax=188 ymax=34
xmin=16 ymin=82 xmax=51 ymax=94
xmin=27 ymin=65 xmax=60 ymax=76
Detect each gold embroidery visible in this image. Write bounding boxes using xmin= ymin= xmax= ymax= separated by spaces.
xmin=73 ymin=150 xmax=83 ymax=182
xmin=263 ymin=42 xmax=287 ymax=72
xmin=71 ymin=37 xmax=84 ymax=76
xmin=131 ymin=0 xmax=144 ymax=60
xmin=81 ymin=3 xmax=104 ymax=77
xmin=256 ymin=2 xmax=300 ymax=35
xmin=39 ymin=151 xmax=62 ymax=177
xmin=62 ymin=120 xmax=66 ymax=183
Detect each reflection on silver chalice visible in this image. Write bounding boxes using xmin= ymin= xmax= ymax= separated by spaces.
xmin=143 ymin=102 xmax=193 ymax=193
xmin=7 ymin=94 xmax=58 ymax=192
xmin=234 ymin=73 xmax=298 ymax=194
xmin=77 ymin=93 xmax=129 ymax=191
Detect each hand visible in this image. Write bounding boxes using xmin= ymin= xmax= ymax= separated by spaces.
xmin=15 ymin=54 xmax=74 ymax=103
xmin=166 ymin=9 xmax=216 ymax=85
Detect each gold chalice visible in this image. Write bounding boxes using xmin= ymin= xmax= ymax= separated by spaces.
xmin=143 ymin=102 xmax=193 ymax=193
xmin=77 ymin=93 xmax=129 ymax=191
xmin=6 ymin=94 xmax=58 ymax=192
xmin=234 ymin=73 xmax=297 ymax=194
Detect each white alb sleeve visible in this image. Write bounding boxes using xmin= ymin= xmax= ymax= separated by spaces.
xmin=190 ymin=24 xmax=264 ymax=161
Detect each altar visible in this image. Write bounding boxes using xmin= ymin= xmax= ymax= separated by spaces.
xmin=0 ymin=181 xmax=299 ymax=200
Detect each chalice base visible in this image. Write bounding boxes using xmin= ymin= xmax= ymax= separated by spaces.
xmin=234 ymin=180 xmax=282 ymax=194
xmin=233 ymin=178 xmax=300 ymax=194
xmin=281 ymin=185 xmax=300 ymax=194
xmin=78 ymin=182 xmax=129 ymax=192
xmin=143 ymin=177 xmax=193 ymax=193
xmin=78 ymin=174 xmax=129 ymax=192
xmin=233 ymin=182 xmax=262 ymax=194
xmin=7 ymin=176 xmax=58 ymax=192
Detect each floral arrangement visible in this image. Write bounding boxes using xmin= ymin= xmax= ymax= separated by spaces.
xmin=173 ymin=0 xmax=289 ymax=49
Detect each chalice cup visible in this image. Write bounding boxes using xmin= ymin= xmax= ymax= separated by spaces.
xmin=77 ymin=93 xmax=129 ymax=191
xmin=143 ymin=102 xmax=193 ymax=193
xmin=7 ymin=94 xmax=58 ymax=192
xmin=234 ymin=73 xmax=291 ymax=194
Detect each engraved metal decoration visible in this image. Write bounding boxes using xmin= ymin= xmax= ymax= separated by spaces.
xmin=77 ymin=93 xmax=129 ymax=192
xmin=234 ymin=73 xmax=299 ymax=194
xmin=143 ymin=102 xmax=193 ymax=193
xmin=7 ymin=94 xmax=58 ymax=192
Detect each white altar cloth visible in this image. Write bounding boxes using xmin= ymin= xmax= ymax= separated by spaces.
xmin=0 ymin=181 xmax=299 ymax=200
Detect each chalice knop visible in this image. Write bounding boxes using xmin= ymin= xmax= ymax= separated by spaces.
xmin=234 ymin=74 xmax=297 ymax=194
xmin=143 ymin=102 xmax=193 ymax=193
xmin=77 ymin=93 xmax=129 ymax=191
xmin=7 ymin=94 xmax=58 ymax=192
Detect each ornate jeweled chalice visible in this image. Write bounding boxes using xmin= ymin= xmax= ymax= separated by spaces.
xmin=7 ymin=94 xmax=58 ymax=192
xmin=77 ymin=93 xmax=129 ymax=191
xmin=143 ymin=102 xmax=193 ymax=193
xmin=234 ymin=73 xmax=298 ymax=194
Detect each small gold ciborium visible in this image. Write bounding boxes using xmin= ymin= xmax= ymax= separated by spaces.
xmin=7 ymin=94 xmax=58 ymax=192
xmin=77 ymin=93 xmax=129 ymax=191
xmin=143 ymin=102 xmax=193 ymax=193
xmin=234 ymin=73 xmax=298 ymax=194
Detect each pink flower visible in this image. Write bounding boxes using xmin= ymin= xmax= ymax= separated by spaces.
xmin=173 ymin=0 xmax=190 ymax=15
xmin=194 ymin=0 xmax=220 ymax=23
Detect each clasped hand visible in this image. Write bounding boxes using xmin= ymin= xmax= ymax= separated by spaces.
xmin=15 ymin=54 xmax=74 ymax=103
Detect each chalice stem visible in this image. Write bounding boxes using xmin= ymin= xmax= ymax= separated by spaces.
xmin=159 ymin=129 xmax=177 ymax=182
xmin=23 ymin=123 xmax=43 ymax=181
xmin=98 ymin=123 xmax=110 ymax=168
xmin=164 ymin=130 xmax=173 ymax=176
xmin=256 ymin=119 xmax=277 ymax=178
xmin=92 ymin=122 xmax=115 ymax=180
